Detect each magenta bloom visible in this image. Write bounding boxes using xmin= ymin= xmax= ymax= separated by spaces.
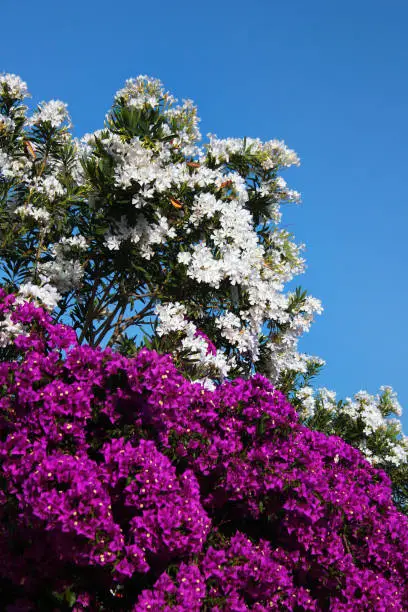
xmin=0 ymin=293 xmax=407 ymax=610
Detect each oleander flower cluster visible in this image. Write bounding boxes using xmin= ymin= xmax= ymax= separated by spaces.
xmin=0 ymin=71 xmax=322 ymax=383
xmin=1 ymin=293 xmax=407 ymax=610
xmin=296 ymin=385 xmax=407 ymax=464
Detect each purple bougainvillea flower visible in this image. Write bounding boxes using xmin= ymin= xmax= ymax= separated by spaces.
xmin=0 ymin=293 xmax=407 ymax=610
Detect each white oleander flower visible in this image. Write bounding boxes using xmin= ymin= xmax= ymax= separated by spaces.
xmin=30 ymin=100 xmax=71 ymax=128
xmin=0 ymin=73 xmax=29 ymax=99
xmin=18 ymin=281 xmax=61 ymax=310
xmin=15 ymin=204 xmax=50 ymax=225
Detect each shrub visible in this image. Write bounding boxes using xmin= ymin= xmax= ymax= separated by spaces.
xmin=0 ymin=292 xmax=407 ymax=610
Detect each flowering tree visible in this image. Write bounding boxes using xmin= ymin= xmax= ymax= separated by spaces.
xmin=0 ymin=73 xmax=321 ymax=381
xmin=0 ymin=72 xmax=407 ymax=513
xmin=0 ymin=295 xmax=407 ymax=610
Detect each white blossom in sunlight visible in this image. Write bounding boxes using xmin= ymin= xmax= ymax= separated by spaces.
xmin=155 ymin=302 xmax=188 ymax=336
xmin=380 ymin=385 xmax=403 ymax=416
xmin=343 ymin=392 xmax=385 ymax=434
xmin=206 ymin=135 xmax=300 ymax=170
xmin=0 ymin=73 xmax=29 ymax=99
xmin=216 ymin=311 xmax=259 ymax=358
xmin=0 ymin=115 xmax=15 ymax=132
xmin=296 ymin=386 xmax=316 ymax=418
xmin=40 ymin=260 xmax=84 ymax=293
xmin=104 ymin=213 xmax=176 ymax=259
xmin=56 ymin=235 xmax=88 ymax=251
xmin=113 ymin=137 xmax=156 ymax=188
xmin=165 ymin=98 xmax=201 ymax=149
xmin=144 ymin=215 xmax=176 ymax=247
xmin=33 ymin=176 xmax=65 ymax=201
xmin=186 ymin=244 xmax=223 ymax=287
xmin=14 ymin=204 xmax=50 ymax=225
xmin=30 ymin=100 xmax=71 ymax=128
xmin=0 ymin=150 xmax=31 ymax=181
xmin=115 ymin=76 xmax=167 ymax=109
xmin=317 ymin=387 xmax=337 ymax=410
xmin=17 ymin=281 xmax=61 ymax=310
xmin=177 ymin=251 xmax=192 ymax=266
xmin=193 ymin=378 xmax=217 ymax=392
xmin=0 ymin=313 xmax=23 ymax=347
xmin=262 ymin=139 xmax=301 ymax=168
xmin=189 ymin=192 xmax=222 ymax=225
xmin=155 ymin=302 xmax=233 ymax=380
xmin=385 ymin=441 xmax=408 ymax=466
xmin=266 ymin=342 xmax=309 ymax=382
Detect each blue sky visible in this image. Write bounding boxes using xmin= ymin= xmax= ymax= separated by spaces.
xmin=2 ymin=0 xmax=408 ymax=423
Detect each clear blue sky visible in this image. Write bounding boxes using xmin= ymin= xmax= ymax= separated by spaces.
xmin=2 ymin=0 xmax=407 ymax=424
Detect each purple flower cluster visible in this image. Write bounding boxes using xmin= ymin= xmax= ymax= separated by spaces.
xmin=0 ymin=290 xmax=407 ymax=610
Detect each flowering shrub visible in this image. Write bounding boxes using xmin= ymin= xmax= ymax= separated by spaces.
xmin=1 ymin=292 xmax=407 ymax=610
